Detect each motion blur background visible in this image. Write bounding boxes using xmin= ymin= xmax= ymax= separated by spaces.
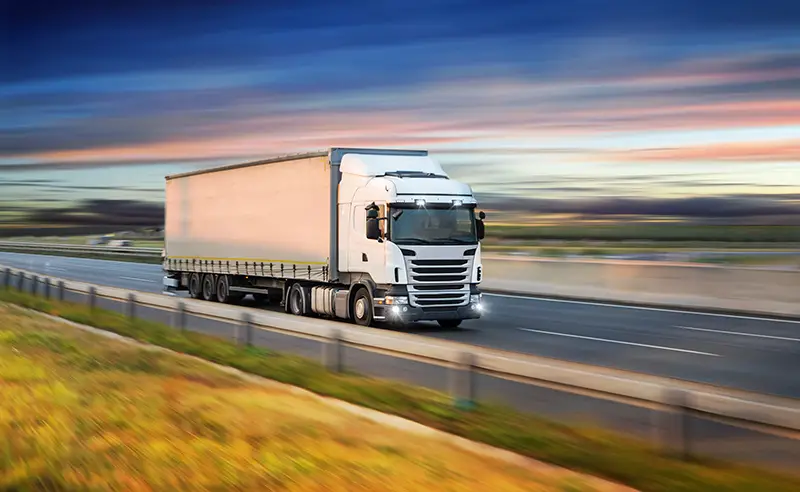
xmin=2 ymin=0 xmax=799 ymax=251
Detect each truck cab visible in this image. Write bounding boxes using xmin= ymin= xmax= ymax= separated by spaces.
xmin=338 ymin=153 xmax=485 ymax=327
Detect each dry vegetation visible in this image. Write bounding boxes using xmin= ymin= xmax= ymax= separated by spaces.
xmin=3 ymin=289 xmax=800 ymax=492
xmin=0 ymin=303 xmax=626 ymax=491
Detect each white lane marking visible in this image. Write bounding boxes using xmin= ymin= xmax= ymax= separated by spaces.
xmin=676 ymin=325 xmax=800 ymax=342
xmin=120 ymin=276 xmax=156 ymax=283
xmin=46 ymin=267 xmax=68 ymax=272
xmin=487 ymin=293 xmax=800 ymax=325
xmin=517 ymin=327 xmax=720 ymax=357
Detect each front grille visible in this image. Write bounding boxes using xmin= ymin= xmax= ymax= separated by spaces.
xmin=412 ymin=259 xmax=467 ymax=266
xmin=412 ymin=284 xmax=463 ymax=291
xmin=406 ymin=256 xmax=471 ymax=308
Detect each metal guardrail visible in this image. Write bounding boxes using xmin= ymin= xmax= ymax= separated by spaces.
xmin=2 ymin=264 xmax=799 ymax=460
xmin=0 ymin=241 xmax=161 ymax=257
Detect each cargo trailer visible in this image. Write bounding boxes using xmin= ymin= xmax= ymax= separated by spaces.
xmin=162 ymin=147 xmax=486 ymax=327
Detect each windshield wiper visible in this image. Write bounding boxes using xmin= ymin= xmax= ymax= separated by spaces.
xmin=395 ymin=238 xmax=432 ymax=245
xmin=432 ymin=237 xmax=474 ymax=244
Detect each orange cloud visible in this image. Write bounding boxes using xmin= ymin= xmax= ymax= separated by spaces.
xmin=610 ymin=140 xmax=800 ymax=162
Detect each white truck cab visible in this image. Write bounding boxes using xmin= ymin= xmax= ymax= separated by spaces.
xmin=338 ymin=153 xmax=484 ymax=327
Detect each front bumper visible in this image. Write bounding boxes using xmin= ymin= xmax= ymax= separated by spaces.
xmin=377 ymin=303 xmax=483 ymax=323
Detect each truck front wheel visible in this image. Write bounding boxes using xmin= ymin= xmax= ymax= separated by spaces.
xmin=352 ymin=289 xmax=373 ymax=327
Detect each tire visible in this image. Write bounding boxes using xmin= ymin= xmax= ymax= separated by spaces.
xmin=352 ymin=288 xmax=373 ymax=327
xmin=287 ymin=284 xmax=307 ymax=316
xmin=437 ymin=319 xmax=462 ymax=329
xmin=188 ymin=273 xmax=202 ymax=299
xmin=215 ymin=275 xmax=231 ymax=303
xmin=201 ymin=274 xmax=216 ymax=301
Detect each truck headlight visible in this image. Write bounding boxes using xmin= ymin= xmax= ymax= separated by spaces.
xmin=470 ymin=294 xmax=483 ymax=312
xmin=385 ymin=296 xmax=409 ymax=305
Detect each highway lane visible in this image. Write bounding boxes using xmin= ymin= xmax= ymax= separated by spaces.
xmin=2 ymin=251 xmax=799 ymax=400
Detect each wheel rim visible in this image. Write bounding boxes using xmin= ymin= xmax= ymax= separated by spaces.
xmin=203 ymin=278 xmax=213 ymax=299
xmin=355 ymin=298 xmax=367 ymax=319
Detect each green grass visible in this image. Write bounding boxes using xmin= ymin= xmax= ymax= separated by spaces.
xmin=3 ymin=235 xmax=164 ymax=248
xmin=0 ymin=245 xmax=162 ymax=264
xmin=2 ymin=303 xmax=605 ymax=491
xmin=1 ymin=288 xmax=799 ymax=491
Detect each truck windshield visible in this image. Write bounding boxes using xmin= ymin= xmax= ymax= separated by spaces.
xmin=390 ymin=205 xmax=477 ymax=245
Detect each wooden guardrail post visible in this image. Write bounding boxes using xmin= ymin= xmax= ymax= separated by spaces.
xmin=43 ymin=278 xmax=51 ymax=299
xmin=30 ymin=275 xmax=39 ymax=295
xmin=126 ymin=293 xmax=137 ymax=319
xmin=236 ymin=312 xmax=253 ymax=346
xmin=57 ymin=281 xmax=65 ymax=301
xmin=2 ymin=268 xmax=10 ymax=289
xmin=16 ymin=272 xmax=24 ymax=291
xmin=88 ymin=287 xmax=97 ymax=310
xmin=171 ymin=301 xmax=186 ymax=330
xmin=450 ymin=351 xmax=476 ymax=410
xmin=322 ymin=328 xmax=343 ymax=372
xmin=653 ymin=388 xmax=692 ymax=459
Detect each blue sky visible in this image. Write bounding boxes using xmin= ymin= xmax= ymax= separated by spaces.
xmin=1 ymin=0 xmax=799 ymax=225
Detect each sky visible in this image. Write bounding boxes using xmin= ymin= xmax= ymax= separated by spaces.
xmin=2 ymin=0 xmax=800 ymax=227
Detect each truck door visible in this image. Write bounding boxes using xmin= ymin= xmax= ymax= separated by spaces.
xmin=349 ymin=202 xmax=388 ymax=284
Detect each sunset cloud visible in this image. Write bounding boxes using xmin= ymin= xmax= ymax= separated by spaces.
xmin=610 ymin=140 xmax=800 ymax=163
xmin=3 ymin=0 xmax=800 ymax=224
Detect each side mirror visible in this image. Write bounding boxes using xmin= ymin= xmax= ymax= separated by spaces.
xmin=366 ymin=217 xmax=381 ymax=240
xmin=476 ymin=211 xmax=486 ymax=240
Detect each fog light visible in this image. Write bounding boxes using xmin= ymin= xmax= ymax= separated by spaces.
xmin=415 ymin=199 xmax=426 ymax=207
xmin=473 ymin=303 xmax=483 ymax=312
xmin=391 ymin=306 xmax=401 ymax=315
xmin=452 ymin=199 xmax=463 ymax=207
xmin=469 ymin=294 xmax=482 ymax=304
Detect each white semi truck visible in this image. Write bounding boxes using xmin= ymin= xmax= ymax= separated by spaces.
xmin=162 ymin=147 xmax=486 ymax=327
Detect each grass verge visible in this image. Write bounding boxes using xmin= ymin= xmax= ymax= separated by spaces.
xmin=0 ymin=246 xmax=162 ymax=264
xmin=2 ymin=288 xmax=799 ymax=492
xmin=1 ymin=303 xmax=618 ymax=491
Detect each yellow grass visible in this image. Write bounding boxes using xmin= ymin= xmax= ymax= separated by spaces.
xmin=0 ymin=304 xmax=628 ymax=491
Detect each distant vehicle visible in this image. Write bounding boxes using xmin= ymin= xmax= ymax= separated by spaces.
xmin=161 ymin=147 xmax=486 ymax=328
xmin=87 ymin=235 xmax=113 ymax=246
xmin=108 ymin=239 xmax=132 ymax=247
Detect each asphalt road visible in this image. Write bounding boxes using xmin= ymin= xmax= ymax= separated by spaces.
xmin=2 ymin=250 xmax=800 ymax=468
xmin=2 ymin=251 xmax=799 ymax=400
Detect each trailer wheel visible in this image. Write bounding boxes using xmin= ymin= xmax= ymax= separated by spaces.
xmin=215 ymin=275 xmax=232 ymax=303
xmin=201 ymin=274 xmax=216 ymax=301
xmin=188 ymin=273 xmax=202 ymax=299
xmin=352 ymin=288 xmax=373 ymax=327
xmin=288 ymin=283 xmax=306 ymax=316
